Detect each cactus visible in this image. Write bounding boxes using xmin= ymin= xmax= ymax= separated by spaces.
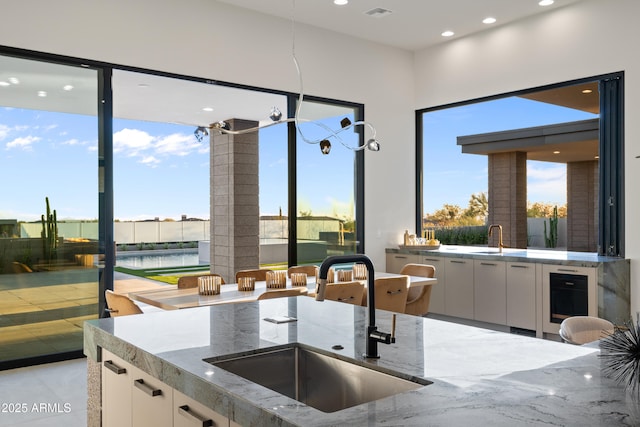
xmin=544 ymin=205 xmax=558 ymax=248
xmin=41 ymin=197 xmax=59 ymax=262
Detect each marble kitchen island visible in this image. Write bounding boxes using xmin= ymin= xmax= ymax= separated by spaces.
xmin=84 ymin=296 xmax=639 ymax=426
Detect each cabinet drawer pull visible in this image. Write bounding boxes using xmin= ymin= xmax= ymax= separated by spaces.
xmin=480 ymin=262 xmax=496 ymax=266
xmin=134 ymin=379 xmax=162 ymax=397
xmin=394 ymin=256 xmax=408 ymax=259
xmin=423 ymin=258 xmax=439 ymax=262
xmin=387 ymin=289 xmax=404 ymax=295
xmin=557 ymin=268 xmax=578 ymax=273
xmin=178 ymin=405 xmax=214 ymax=427
xmin=510 ymin=265 xmax=529 ymax=269
xmin=104 ymin=360 xmax=126 ymax=375
xmin=450 ymin=260 xmax=466 ymax=264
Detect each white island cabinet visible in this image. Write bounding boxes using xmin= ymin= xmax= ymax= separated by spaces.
xmin=101 ymin=349 xmax=233 ymax=427
xmin=102 ymin=349 xmax=133 ymax=427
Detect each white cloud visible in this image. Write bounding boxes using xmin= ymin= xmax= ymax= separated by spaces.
xmin=61 ymin=138 xmax=81 ymax=146
xmin=6 ymin=135 xmax=40 ymax=151
xmin=527 ymin=163 xmax=566 ymax=204
xmin=155 ymin=133 xmax=198 ymax=156
xmin=113 ymin=128 xmax=154 ymax=155
xmin=0 ymin=124 xmax=9 ymax=140
xmin=139 ymin=155 xmax=160 ymax=166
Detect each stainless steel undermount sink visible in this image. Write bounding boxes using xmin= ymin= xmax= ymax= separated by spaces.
xmin=204 ymin=344 xmax=431 ymax=413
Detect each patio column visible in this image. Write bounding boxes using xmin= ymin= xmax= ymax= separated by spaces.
xmin=487 ymin=152 xmax=528 ymax=249
xmin=567 ymin=160 xmax=598 ymax=252
xmin=210 ymin=119 xmax=259 ymax=283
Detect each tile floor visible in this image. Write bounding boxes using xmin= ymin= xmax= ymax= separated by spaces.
xmin=0 ymin=357 xmax=87 ymax=426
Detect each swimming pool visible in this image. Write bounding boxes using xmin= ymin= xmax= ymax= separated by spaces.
xmin=116 ymin=250 xmax=205 ymax=269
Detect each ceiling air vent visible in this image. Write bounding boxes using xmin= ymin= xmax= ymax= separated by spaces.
xmin=364 ymin=7 xmax=393 ymax=18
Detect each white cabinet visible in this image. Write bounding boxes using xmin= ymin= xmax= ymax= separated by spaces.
xmin=506 ymin=262 xmax=536 ymax=330
xmin=473 ymin=260 xmax=506 ymax=325
xmin=174 ymin=390 xmax=229 ymax=427
xmin=101 ymin=348 xmax=231 ymax=427
xmin=131 ymin=364 xmax=173 ymax=427
xmin=386 ymin=253 xmax=420 ymax=274
xmin=102 ymin=350 xmax=133 ymax=427
xmin=444 ymin=258 xmax=474 ymax=319
xmin=421 ymin=256 xmax=445 ymax=314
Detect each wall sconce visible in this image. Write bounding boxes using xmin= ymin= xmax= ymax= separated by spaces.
xmin=320 ymin=139 xmax=331 ymax=155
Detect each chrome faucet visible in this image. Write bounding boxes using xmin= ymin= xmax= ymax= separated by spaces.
xmin=316 ymin=254 xmax=394 ymax=359
xmin=488 ymin=224 xmax=504 ymax=253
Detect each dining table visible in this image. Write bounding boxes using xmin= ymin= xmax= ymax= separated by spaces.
xmin=128 ymin=271 xmax=437 ymax=311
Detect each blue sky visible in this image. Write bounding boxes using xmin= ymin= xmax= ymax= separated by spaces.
xmin=0 ymin=107 xmax=358 ymax=222
xmin=1 ymin=98 xmax=596 ymax=222
xmin=422 ymin=97 xmax=598 ymax=214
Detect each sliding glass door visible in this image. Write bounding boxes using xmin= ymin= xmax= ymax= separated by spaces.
xmin=0 ymin=54 xmax=100 ymax=368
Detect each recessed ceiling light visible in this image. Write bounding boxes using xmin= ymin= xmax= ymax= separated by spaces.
xmin=582 ymin=89 xmax=593 ymax=94
xmin=202 ymin=107 xmax=214 ymax=112
xmin=38 ymin=91 xmax=47 ymax=97
xmin=553 ymin=151 xmax=560 ymax=154
xmin=539 ymin=0 xmax=554 ymax=6
xmin=441 ymin=30 xmax=455 ymax=37
xmin=483 ymin=17 xmax=497 ymax=24
xmin=0 ymin=81 xmax=9 ymax=87
xmin=8 ymin=77 xmax=20 ymax=84
xmin=334 ymin=0 xmax=348 ymax=5
xmin=63 ymin=85 xmax=74 ymax=91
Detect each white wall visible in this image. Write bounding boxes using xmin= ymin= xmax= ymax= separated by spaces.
xmin=1 ymin=0 xmax=415 ymax=270
xmin=413 ymin=0 xmax=640 ymax=316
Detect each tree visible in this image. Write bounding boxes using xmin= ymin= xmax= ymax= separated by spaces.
xmin=464 ymin=192 xmax=488 ymax=220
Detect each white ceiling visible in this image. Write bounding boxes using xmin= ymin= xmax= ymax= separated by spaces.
xmin=0 ymin=0 xmax=589 ymax=129
xmin=217 ymin=0 xmax=586 ymax=51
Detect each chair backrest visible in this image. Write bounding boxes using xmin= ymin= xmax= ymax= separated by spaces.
xmin=400 ymin=263 xmax=436 ymax=316
xmin=559 ymin=316 xmax=614 ymax=345
xmin=324 ymin=281 xmax=365 ymax=306
xmin=177 ymin=273 xmax=225 ymax=289
xmin=372 ymin=276 xmax=409 ymax=313
xmin=257 ymin=287 xmax=307 ymax=300
xmin=287 ymin=265 xmax=319 ymax=279
xmin=235 ymin=269 xmax=272 ymax=283
xmin=105 ymin=290 xmax=143 ymax=317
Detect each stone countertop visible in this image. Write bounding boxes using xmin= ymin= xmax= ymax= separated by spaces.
xmin=387 ymin=244 xmax=627 ymax=267
xmin=84 ymin=297 xmax=639 ymax=426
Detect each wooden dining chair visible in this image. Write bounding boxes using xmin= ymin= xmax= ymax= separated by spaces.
xmin=324 ymin=281 xmax=365 ymax=306
xmin=400 ymin=263 xmax=436 ymax=316
xmin=105 ymin=290 xmax=143 ymax=317
xmin=257 ymin=287 xmax=307 ymax=300
xmin=177 ymin=273 xmax=225 ymax=289
xmin=287 ymin=265 xmax=318 ymax=278
xmin=371 ymin=276 xmax=409 ymax=313
xmin=235 ymin=269 xmax=272 ymax=283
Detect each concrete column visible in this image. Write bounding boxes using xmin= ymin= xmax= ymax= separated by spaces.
xmin=487 ymin=152 xmax=527 ymax=249
xmin=210 ymin=119 xmax=259 ymax=283
xmin=567 ymin=160 xmax=598 ymax=252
